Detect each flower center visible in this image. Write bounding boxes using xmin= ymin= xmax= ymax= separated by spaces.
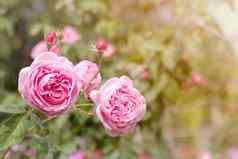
xmin=108 ymin=87 xmax=137 ymax=122
xmin=34 ymin=66 xmax=73 ymax=105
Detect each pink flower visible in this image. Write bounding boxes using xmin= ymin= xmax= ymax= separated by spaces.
xmin=102 ymin=44 xmax=115 ymax=58
xmin=90 ymin=76 xmax=146 ymax=137
xmin=62 ymin=26 xmax=80 ymax=44
xmin=74 ymin=60 xmax=101 ymax=99
xmin=69 ymin=150 xmax=86 ymax=159
xmin=94 ymin=38 xmax=115 ymax=58
xmin=18 ymin=52 xmax=80 ymax=116
xmin=31 ymin=41 xmax=60 ymax=59
xmin=49 ymin=44 xmax=60 ymax=54
xmin=31 ymin=41 xmax=48 ymax=59
xmin=45 ymin=31 xmax=58 ymax=45
xmin=227 ymin=148 xmax=238 ymax=159
xmin=95 ymin=38 xmax=108 ymax=51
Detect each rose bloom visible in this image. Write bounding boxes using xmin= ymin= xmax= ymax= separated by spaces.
xmin=31 ymin=41 xmax=60 ymax=59
xmin=74 ymin=60 xmax=101 ymax=99
xmin=90 ymin=76 xmax=146 ymax=137
xmin=18 ymin=52 xmax=80 ymax=116
xmin=68 ymin=150 xmax=86 ymax=159
xmin=62 ymin=26 xmax=80 ymax=44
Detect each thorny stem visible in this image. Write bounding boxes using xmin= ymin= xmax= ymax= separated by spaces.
xmin=27 ymin=116 xmax=56 ymax=133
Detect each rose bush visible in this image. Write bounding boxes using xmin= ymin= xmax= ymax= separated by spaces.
xmin=2 ymin=0 xmax=235 ymax=158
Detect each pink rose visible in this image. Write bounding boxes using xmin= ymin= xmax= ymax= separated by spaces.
xmin=69 ymin=150 xmax=86 ymax=159
xmin=94 ymin=38 xmax=115 ymax=58
xmin=31 ymin=41 xmax=60 ymax=59
xmin=95 ymin=38 xmax=108 ymax=51
xmin=102 ymin=44 xmax=115 ymax=58
xmin=49 ymin=44 xmax=60 ymax=54
xmin=90 ymin=76 xmax=146 ymax=137
xmin=18 ymin=52 xmax=80 ymax=116
xmin=74 ymin=60 xmax=101 ymax=99
xmin=62 ymin=26 xmax=80 ymax=44
xmin=31 ymin=41 xmax=48 ymax=59
xmin=45 ymin=31 xmax=58 ymax=45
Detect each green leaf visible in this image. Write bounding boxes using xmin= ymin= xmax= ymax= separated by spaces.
xmin=0 ymin=104 xmax=26 ymax=114
xmin=30 ymin=113 xmax=44 ymax=130
xmin=0 ymin=114 xmax=32 ymax=151
xmin=0 ymin=93 xmax=26 ymax=114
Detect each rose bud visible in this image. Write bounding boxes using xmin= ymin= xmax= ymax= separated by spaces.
xmin=31 ymin=41 xmax=60 ymax=59
xmin=45 ymin=31 xmax=58 ymax=45
xmin=95 ymin=38 xmax=108 ymax=51
xmin=141 ymin=67 xmax=150 ymax=80
xmin=68 ymin=150 xmax=86 ymax=159
xmin=74 ymin=60 xmax=101 ymax=99
xmin=90 ymin=76 xmax=146 ymax=137
xmin=18 ymin=52 xmax=80 ymax=116
xmin=62 ymin=26 xmax=80 ymax=44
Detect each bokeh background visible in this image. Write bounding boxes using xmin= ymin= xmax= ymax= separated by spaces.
xmin=1 ymin=0 xmax=238 ymax=158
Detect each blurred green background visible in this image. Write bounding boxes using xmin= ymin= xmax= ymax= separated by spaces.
xmin=1 ymin=0 xmax=238 ymax=158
